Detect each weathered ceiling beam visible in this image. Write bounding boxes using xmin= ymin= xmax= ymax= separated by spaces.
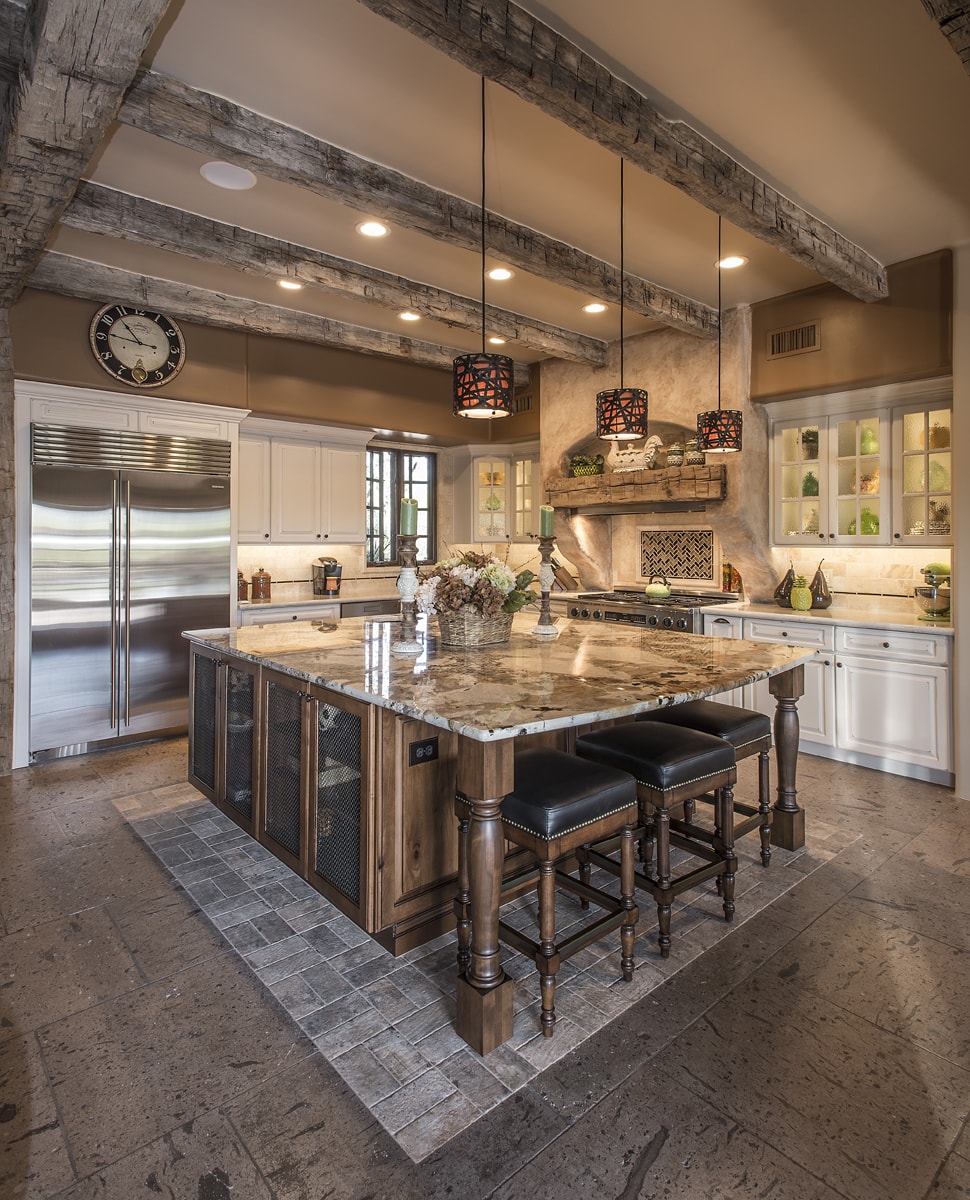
xmin=118 ymin=70 xmax=717 ymax=339
xmin=920 ymin=0 xmax=970 ymax=75
xmin=0 ymin=1 xmax=26 ymax=87
xmin=356 ymin=0 xmax=889 ymax=303
xmin=28 ymin=251 xmax=532 ymax=385
xmin=63 ymin=182 xmax=608 ymax=365
xmin=0 ymin=0 xmax=174 ymax=307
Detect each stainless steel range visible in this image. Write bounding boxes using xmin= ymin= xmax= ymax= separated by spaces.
xmin=564 ymin=588 xmax=736 ymax=632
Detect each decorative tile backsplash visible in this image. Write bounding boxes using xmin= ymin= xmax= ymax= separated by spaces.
xmin=639 ymin=528 xmax=719 ymax=587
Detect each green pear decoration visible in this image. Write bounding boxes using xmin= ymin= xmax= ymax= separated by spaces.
xmin=790 ymin=575 xmax=813 ymax=611
xmin=810 ymin=560 xmax=832 ymax=608
xmin=774 ymin=563 xmax=795 ymax=608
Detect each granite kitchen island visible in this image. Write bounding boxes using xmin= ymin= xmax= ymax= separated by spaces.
xmin=185 ymin=612 xmax=816 ymax=1053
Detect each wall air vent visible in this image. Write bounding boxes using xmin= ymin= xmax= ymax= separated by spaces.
xmin=767 ymin=320 xmax=821 ymax=360
xmin=513 ymin=389 xmax=533 ymax=413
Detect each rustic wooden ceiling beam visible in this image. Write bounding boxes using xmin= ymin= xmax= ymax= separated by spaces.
xmin=28 ymin=251 xmax=532 ymax=385
xmin=63 ymin=182 xmax=608 ymax=365
xmin=356 ymin=0 xmax=889 ymax=303
xmin=0 ymin=0 xmax=173 ymax=307
xmin=0 ymin=1 xmax=26 ymax=87
xmin=920 ymin=0 xmax=970 ymax=75
xmin=118 ymin=70 xmax=717 ymax=339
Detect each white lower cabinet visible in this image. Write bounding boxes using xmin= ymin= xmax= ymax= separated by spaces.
xmin=238 ymin=602 xmax=340 ymax=625
xmin=702 ymin=612 xmax=952 ymax=783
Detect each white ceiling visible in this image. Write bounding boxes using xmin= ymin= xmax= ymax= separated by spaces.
xmin=50 ymin=0 xmax=970 ymax=365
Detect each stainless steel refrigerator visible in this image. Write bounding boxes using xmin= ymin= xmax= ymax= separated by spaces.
xmin=30 ymin=423 xmax=232 ymax=756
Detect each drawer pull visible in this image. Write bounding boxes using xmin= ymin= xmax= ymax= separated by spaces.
xmin=781 ymin=631 xmax=788 ymax=637
xmin=882 ymin=641 xmax=890 ymax=648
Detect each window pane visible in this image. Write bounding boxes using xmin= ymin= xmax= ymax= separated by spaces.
xmin=366 ymin=448 xmax=436 ymax=566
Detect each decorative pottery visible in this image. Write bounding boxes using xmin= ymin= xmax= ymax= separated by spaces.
xmin=666 ymin=443 xmax=684 ymax=467
xmin=790 ymin=576 xmax=812 ymax=611
xmin=685 ymin=438 xmax=706 ymax=466
xmin=773 ymin=564 xmax=795 ymax=608
xmin=810 ymin=561 xmax=832 ymax=608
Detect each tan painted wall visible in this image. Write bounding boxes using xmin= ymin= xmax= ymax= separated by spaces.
xmin=9 ymin=289 xmax=539 ymax=445
xmin=750 ymin=251 xmax=952 ymax=401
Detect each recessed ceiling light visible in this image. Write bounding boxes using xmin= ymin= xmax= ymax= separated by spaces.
xmin=488 ymin=336 xmax=506 ymax=344
xmin=399 ymin=311 xmax=420 ymax=321
xmin=583 ymin=302 xmax=607 ymax=314
xmin=200 ymin=161 xmax=257 ymax=190
xmin=487 ymin=267 xmax=514 ymax=281
xmin=716 ymin=254 xmax=748 ymax=270
xmin=277 ymin=279 xmax=303 ymax=290
xmin=356 ymin=220 xmax=389 ymax=238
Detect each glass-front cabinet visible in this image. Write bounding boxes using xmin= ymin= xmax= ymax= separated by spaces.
xmin=893 ymin=405 xmax=951 ymax=546
xmin=456 ymin=442 xmax=539 ymax=542
xmin=769 ymin=382 xmax=951 ymax=549
xmin=474 ymin=457 xmax=509 ymax=540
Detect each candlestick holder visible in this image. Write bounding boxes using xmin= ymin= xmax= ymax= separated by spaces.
xmin=531 ymin=534 xmax=559 ymax=637
xmin=392 ymin=533 xmax=423 ymax=656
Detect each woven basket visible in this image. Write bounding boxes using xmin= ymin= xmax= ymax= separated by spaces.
xmin=436 ymin=610 xmax=514 ymax=647
xmin=570 ymin=463 xmax=604 ymax=477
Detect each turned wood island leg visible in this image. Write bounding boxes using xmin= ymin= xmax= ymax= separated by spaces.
xmin=455 ymin=737 xmax=516 ymax=1055
xmin=769 ymin=664 xmax=805 ymax=851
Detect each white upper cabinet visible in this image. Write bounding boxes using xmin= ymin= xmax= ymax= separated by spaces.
xmin=768 ymin=379 xmax=951 ymax=549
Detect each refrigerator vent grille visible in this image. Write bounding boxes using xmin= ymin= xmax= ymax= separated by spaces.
xmin=31 ymin=423 xmax=231 ymax=475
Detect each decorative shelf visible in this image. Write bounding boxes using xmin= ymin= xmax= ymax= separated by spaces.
xmin=547 ymin=464 xmax=727 ymax=512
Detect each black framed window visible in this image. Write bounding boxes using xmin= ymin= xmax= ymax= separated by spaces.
xmin=366 ymin=448 xmax=436 ymax=565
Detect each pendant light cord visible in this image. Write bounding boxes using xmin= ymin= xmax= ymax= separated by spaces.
xmin=618 ymin=158 xmax=625 ymax=388
xmin=717 ymin=215 xmax=722 ymax=412
xmin=480 ymin=76 xmax=487 ymax=354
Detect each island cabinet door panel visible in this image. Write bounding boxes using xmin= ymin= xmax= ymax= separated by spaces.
xmin=258 ymin=670 xmax=308 ymax=875
xmin=305 ymin=683 xmax=374 ymax=927
xmin=188 ymin=647 xmax=258 ymax=836
xmin=377 ymin=713 xmax=461 ymax=944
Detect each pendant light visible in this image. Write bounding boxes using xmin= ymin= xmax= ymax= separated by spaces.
xmin=696 ymin=216 xmax=743 ymax=452
xmin=596 ymin=158 xmax=648 ymax=440
xmin=453 ymin=78 xmax=514 ymax=418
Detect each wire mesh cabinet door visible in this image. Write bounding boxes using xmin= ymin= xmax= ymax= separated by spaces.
xmin=259 ymin=668 xmax=308 ymax=876
xmin=306 ymin=684 xmax=373 ymax=927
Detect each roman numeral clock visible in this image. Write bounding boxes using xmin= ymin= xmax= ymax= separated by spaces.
xmin=89 ymin=304 xmax=186 ymax=387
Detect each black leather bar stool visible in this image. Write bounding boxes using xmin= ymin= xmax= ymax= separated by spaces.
xmin=455 ymin=747 xmax=639 ymax=1038
xmin=636 ymin=700 xmax=773 ymax=866
xmin=574 ymin=723 xmax=737 ymax=958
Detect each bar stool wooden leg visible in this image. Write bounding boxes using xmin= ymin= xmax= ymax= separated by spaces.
xmin=537 ymin=860 xmax=560 ymax=1037
xmin=619 ymin=825 xmax=637 ymax=981
xmin=758 ymin=749 xmax=772 ymax=866
xmin=654 ymin=807 xmax=672 ymax=958
xmin=717 ymin=782 xmax=737 ymax=922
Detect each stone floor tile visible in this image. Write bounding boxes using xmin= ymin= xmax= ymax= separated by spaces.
xmin=372 ymin=1066 xmax=457 ymax=1135
xmin=392 ymin=1089 xmax=477 ymax=1162
xmin=843 ymin=855 xmax=970 ymax=952
xmin=0 ymin=1031 xmax=75 ymax=1199
xmin=36 ymin=954 xmax=313 ymax=1177
xmin=489 ymin=1066 xmax=847 ymax=1200
xmin=0 ymin=908 xmax=143 ymax=1033
xmin=650 ymin=968 xmax=970 ymax=1200
xmin=903 ymin=817 xmax=970 ymax=878
xmin=51 ymin=1108 xmax=274 ymax=1200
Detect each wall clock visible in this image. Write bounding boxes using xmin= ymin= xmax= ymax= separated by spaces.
xmin=88 ymin=304 xmax=186 ymax=388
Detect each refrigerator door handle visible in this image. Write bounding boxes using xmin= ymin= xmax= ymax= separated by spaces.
xmin=110 ymin=477 xmax=119 ymax=728
xmin=123 ymin=478 xmax=132 ymax=727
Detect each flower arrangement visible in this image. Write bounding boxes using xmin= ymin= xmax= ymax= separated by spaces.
xmin=416 ymin=550 xmax=537 ymax=617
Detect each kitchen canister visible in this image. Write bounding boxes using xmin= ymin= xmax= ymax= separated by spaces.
xmin=666 ymin=442 xmax=684 ymax=467
xmin=685 ymin=438 xmax=706 ymax=466
xmin=251 ymin=567 xmax=272 ymax=602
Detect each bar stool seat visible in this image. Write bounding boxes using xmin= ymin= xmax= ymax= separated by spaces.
xmin=636 ymin=699 xmax=773 ymax=866
xmin=455 ymin=747 xmax=639 ymax=1038
xmin=575 ymin=722 xmax=737 ymax=958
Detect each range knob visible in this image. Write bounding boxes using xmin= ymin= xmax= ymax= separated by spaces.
xmin=569 ymin=606 xmax=580 ymax=617
xmin=580 ymin=608 xmax=591 ymax=618
xmin=661 ymin=615 xmax=674 ymax=628
xmin=675 ymin=616 xmax=689 ymax=630
xmin=592 ymin=609 xmax=604 ymax=619
xmin=647 ymin=615 xmax=660 ymax=627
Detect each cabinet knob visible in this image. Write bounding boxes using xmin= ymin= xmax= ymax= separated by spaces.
xmin=819 ymin=534 xmax=826 ymax=540
xmin=882 ymin=641 xmax=890 ymax=648
xmin=317 ymin=533 xmax=322 ymax=538
xmin=264 ymin=532 xmax=270 ymax=539
xmin=781 ymin=631 xmax=788 ymax=637
xmin=828 ymin=533 xmax=835 ymax=539
xmin=836 ymin=661 xmax=843 ymax=668
xmin=894 ymin=533 xmax=901 ymax=540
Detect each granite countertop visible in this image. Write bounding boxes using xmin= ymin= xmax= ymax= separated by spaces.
xmin=701 ymin=599 xmax=954 ymax=636
xmin=184 ymin=612 xmax=816 ymax=742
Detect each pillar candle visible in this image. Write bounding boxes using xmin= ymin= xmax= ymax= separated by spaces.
xmin=400 ymin=497 xmax=418 ymax=535
xmin=539 ymin=505 xmax=555 ymax=536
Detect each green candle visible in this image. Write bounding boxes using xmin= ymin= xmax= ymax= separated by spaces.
xmin=540 ymin=505 xmax=554 ymax=536
xmin=400 ymin=497 xmax=418 ymax=535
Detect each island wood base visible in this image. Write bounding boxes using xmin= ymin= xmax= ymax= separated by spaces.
xmin=768 ymin=664 xmax=805 ymax=851
xmin=456 ymin=973 xmax=515 ymax=1056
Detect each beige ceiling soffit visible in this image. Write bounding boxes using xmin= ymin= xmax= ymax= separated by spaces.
xmin=28 ymin=251 xmax=532 ymax=385
xmin=64 ymin=183 xmax=607 ymax=366
xmin=358 ymin=0 xmax=889 ymax=304
xmin=0 ymin=0 xmax=173 ymax=308
xmin=919 ymin=0 xmax=970 ymax=75
xmin=118 ymin=70 xmax=717 ymax=339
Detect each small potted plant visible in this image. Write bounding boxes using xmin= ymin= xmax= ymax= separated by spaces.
xmin=569 ymin=453 xmax=605 ymax=477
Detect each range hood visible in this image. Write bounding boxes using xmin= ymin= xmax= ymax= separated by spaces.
xmin=546 ymin=463 xmax=727 ymax=515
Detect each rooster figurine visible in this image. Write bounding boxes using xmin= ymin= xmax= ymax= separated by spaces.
xmin=607 ymin=434 xmax=663 ymax=473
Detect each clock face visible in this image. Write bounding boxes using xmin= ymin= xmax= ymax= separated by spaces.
xmin=89 ymin=305 xmax=186 ymax=388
